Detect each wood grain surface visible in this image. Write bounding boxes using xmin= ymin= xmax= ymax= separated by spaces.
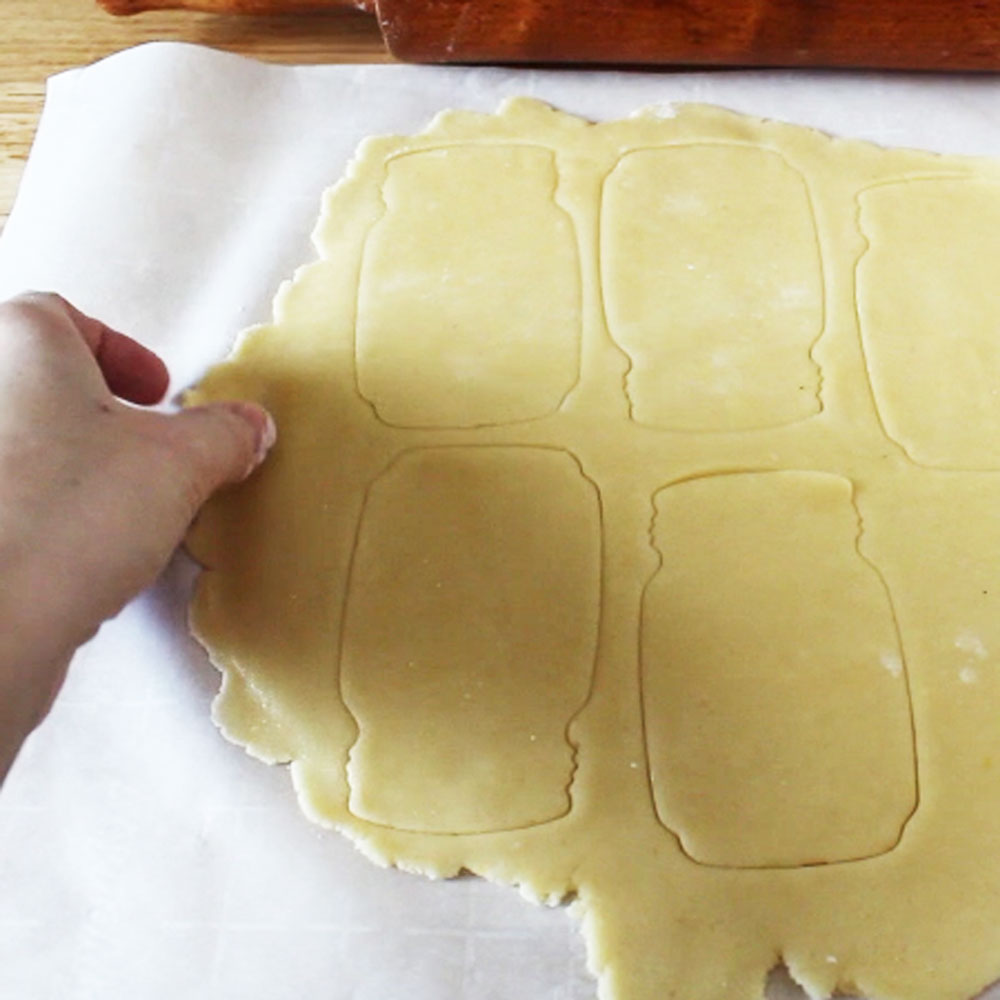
xmin=100 ymin=0 xmax=364 ymax=13
xmin=0 ymin=0 xmax=388 ymax=236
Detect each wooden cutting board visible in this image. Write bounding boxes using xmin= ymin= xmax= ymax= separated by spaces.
xmin=100 ymin=0 xmax=1000 ymax=70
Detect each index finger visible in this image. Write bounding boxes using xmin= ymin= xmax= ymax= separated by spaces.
xmin=23 ymin=292 xmax=171 ymax=406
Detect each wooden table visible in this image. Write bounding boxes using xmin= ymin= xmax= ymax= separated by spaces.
xmin=0 ymin=0 xmax=390 ymax=234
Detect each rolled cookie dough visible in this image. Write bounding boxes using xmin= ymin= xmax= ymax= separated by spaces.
xmin=187 ymin=99 xmax=1000 ymax=1000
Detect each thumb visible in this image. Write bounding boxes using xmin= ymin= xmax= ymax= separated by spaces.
xmin=165 ymin=401 xmax=276 ymax=512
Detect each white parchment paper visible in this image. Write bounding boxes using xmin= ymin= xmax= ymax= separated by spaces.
xmin=4 ymin=43 xmax=1000 ymax=1000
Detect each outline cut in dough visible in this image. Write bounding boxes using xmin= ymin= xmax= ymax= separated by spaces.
xmin=641 ymin=470 xmax=917 ymax=869
xmin=857 ymin=176 xmax=1000 ymax=469
xmin=600 ymin=143 xmax=825 ymax=432
xmin=356 ymin=144 xmax=583 ymax=429
xmin=340 ymin=445 xmax=602 ymax=835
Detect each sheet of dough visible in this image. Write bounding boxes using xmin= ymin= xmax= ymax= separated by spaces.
xmin=187 ymin=97 xmax=1000 ymax=1000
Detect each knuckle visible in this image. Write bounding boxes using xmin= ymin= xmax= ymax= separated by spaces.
xmin=4 ymin=291 xmax=65 ymax=321
xmin=0 ymin=292 xmax=74 ymax=344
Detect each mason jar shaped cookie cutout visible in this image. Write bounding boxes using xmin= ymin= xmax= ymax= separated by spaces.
xmin=641 ymin=470 xmax=917 ymax=868
xmin=601 ymin=145 xmax=823 ymax=431
xmin=340 ymin=446 xmax=601 ymax=834
xmin=858 ymin=178 xmax=1000 ymax=468
xmin=355 ymin=145 xmax=582 ymax=429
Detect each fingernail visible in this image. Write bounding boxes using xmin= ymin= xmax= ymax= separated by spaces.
xmin=224 ymin=401 xmax=277 ymax=474
xmin=255 ymin=410 xmax=277 ymax=466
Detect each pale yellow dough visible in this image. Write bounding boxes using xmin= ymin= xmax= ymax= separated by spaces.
xmin=187 ymin=100 xmax=1000 ymax=1000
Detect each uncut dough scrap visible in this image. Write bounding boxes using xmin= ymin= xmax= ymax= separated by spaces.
xmin=187 ymin=100 xmax=1000 ymax=1000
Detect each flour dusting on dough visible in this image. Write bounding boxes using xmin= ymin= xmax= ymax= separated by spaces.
xmin=955 ymin=629 xmax=989 ymax=659
xmin=880 ymin=651 xmax=904 ymax=678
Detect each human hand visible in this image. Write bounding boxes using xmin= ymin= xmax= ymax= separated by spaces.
xmin=0 ymin=292 xmax=275 ymax=782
